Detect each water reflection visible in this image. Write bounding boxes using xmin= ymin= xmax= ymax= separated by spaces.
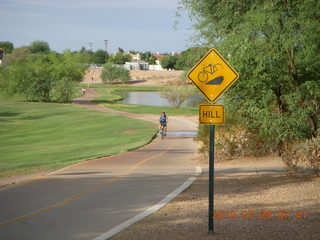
xmin=120 ymin=92 xmax=203 ymax=107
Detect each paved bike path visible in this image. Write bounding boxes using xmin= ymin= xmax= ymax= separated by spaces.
xmin=0 ymin=89 xmax=199 ymax=240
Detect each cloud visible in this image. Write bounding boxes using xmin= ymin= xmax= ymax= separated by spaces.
xmin=5 ymin=0 xmax=179 ymax=10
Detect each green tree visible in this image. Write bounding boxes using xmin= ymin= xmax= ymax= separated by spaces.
xmin=160 ymin=55 xmax=179 ymax=70
xmin=0 ymin=41 xmax=14 ymax=54
xmin=140 ymin=51 xmax=152 ymax=61
xmin=6 ymin=47 xmax=31 ymax=64
xmin=111 ymin=52 xmax=132 ymax=65
xmin=0 ymin=51 xmax=85 ymax=102
xmin=139 ymin=51 xmax=157 ymax=64
xmin=180 ymin=0 xmax=320 ymax=150
xmin=148 ymin=56 xmax=157 ymax=65
xmin=175 ymin=47 xmax=209 ymax=70
xmin=73 ymin=49 xmax=94 ymax=64
xmin=92 ymin=49 xmax=108 ymax=64
xmin=29 ymin=40 xmax=51 ymax=53
xmin=101 ymin=63 xmax=130 ymax=83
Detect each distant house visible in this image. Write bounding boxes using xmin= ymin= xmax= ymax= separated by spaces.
xmin=124 ymin=51 xmax=180 ymax=71
xmin=124 ymin=61 xmax=149 ymax=70
xmin=121 ymin=52 xmax=149 ymax=70
xmin=152 ymin=52 xmax=165 ymax=66
xmin=149 ymin=52 xmax=169 ymax=70
xmin=128 ymin=52 xmax=141 ymax=62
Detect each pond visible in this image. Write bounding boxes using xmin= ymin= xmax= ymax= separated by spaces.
xmin=120 ymin=91 xmax=203 ymax=107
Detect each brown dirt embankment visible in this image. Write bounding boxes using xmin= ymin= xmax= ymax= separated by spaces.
xmin=82 ymin=69 xmax=184 ymax=86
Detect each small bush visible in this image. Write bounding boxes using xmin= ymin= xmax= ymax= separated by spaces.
xmin=51 ymin=78 xmax=77 ymax=103
xmin=196 ymin=125 xmax=251 ymax=159
xmin=101 ymin=63 xmax=130 ymax=83
xmin=179 ymin=70 xmax=192 ymax=84
xmin=216 ymin=127 xmax=249 ymax=158
xmin=280 ymin=142 xmax=301 ymax=176
xmin=196 ymin=124 xmax=210 ymax=155
xmin=196 ymin=122 xmax=275 ymax=160
xmin=160 ymin=86 xmax=196 ymax=108
xmin=300 ymin=135 xmax=320 ymax=176
xmin=280 ymin=134 xmax=320 ymax=176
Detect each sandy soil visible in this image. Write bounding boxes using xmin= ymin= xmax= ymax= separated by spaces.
xmin=82 ymin=69 xmax=184 ymax=86
xmin=110 ymin=155 xmax=320 ymax=240
xmin=195 ymin=154 xmax=285 ymax=169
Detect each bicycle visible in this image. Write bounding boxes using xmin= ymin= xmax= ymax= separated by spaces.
xmin=160 ymin=124 xmax=166 ymax=140
xmin=198 ymin=63 xmax=223 ymax=83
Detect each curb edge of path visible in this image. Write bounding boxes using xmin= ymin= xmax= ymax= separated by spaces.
xmin=93 ymin=166 xmax=202 ymax=240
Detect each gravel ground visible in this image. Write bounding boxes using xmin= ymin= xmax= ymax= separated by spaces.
xmin=110 ymin=156 xmax=320 ymax=240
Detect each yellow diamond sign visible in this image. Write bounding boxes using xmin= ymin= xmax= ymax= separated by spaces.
xmin=187 ymin=48 xmax=239 ymax=103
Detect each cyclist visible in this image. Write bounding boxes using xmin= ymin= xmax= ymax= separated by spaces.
xmin=159 ymin=112 xmax=168 ymax=136
xmin=81 ymin=87 xmax=86 ymax=96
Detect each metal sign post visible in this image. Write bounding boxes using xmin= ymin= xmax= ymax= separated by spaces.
xmin=187 ymin=48 xmax=239 ymax=235
xmin=208 ymin=124 xmax=215 ymax=233
xmin=199 ymin=104 xmax=224 ymax=234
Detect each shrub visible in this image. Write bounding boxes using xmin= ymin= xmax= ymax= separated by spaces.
xmin=300 ymin=135 xmax=320 ymax=176
xmin=280 ymin=134 xmax=319 ymax=176
xmin=196 ymin=124 xmax=210 ymax=156
xmin=101 ymin=63 xmax=130 ymax=83
xmin=196 ymin=124 xmax=273 ymax=159
xmin=280 ymin=142 xmax=301 ymax=176
xmin=160 ymin=55 xmax=179 ymax=70
xmin=160 ymin=86 xmax=196 ymax=108
xmin=29 ymin=41 xmax=50 ymax=54
xmin=0 ymin=51 xmax=85 ymax=102
xmin=216 ymin=127 xmax=250 ymax=158
xmin=51 ymin=78 xmax=77 ymax=103
xmin=179 ymin=70 xmax=192 ymax=84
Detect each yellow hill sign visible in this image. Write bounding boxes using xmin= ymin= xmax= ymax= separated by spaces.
xmin=187 ymin=48 xmax=239 ymax=103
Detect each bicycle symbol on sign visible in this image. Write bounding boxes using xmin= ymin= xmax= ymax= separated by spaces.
xmin=198 ymin=63 xmax=224 ymax=85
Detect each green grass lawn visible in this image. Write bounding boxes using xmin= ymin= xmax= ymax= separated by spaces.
xmin=93 ymin=86 xmax=199 ymax=115
xmin=0 ymin=100 xmax=157 ymax=178
xmin=104 ymin=103 xmax=198 ymax=115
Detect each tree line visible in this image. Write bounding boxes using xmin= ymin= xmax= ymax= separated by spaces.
xmin=0 ymin=40 xmax=205 ymax=100
xmin=0 ymin=41 xmax=87 ymax=102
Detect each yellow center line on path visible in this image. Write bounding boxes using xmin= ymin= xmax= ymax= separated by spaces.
xmin=0 ymin=143 xmax=174 ymax=227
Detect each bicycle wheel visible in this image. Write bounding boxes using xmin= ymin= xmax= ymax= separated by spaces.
xmin=198 ymin=71 xmax=208 ymax=83
xmin=161 ymin=128 xmax=164 ymax=139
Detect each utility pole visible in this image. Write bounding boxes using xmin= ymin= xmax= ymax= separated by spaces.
xmin=104 ymin=40 xmax=108 ymax=53
xmin=88 ymin=42 xmax=93 ymax=51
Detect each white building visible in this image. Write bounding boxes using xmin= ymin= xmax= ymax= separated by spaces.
xmin=124 ymin=61 xmax=149 ymax=70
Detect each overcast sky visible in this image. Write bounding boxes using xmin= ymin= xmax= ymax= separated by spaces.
xmin=0 ymin=0 xmax=194 ymax=53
